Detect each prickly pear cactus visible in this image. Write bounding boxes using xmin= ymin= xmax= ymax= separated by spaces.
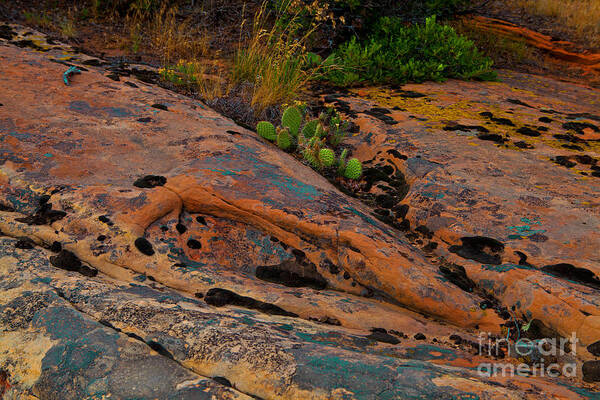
xmin=277 ymin=127 xmax=292 ymax=150
xmin=302 ymin=119 xmax=319 ymax=139
xmin=282 ymin=106 xmax=302 ymax=137
xmin=256 ymin=121 xmax=277 ymax=141
xmin=344 ymin=158 xmax=362 ymax=179
xmin=318 ymin=148 xmax=335 ymax=167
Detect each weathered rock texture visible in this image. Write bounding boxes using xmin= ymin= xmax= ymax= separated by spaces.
xmin=0 ymin=24 xmax=599 ymax=398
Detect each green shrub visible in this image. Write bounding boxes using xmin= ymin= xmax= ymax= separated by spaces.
xmin=326 ymin=16 xmax=496 ymax=86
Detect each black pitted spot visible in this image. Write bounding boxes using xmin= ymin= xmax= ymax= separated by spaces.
xmin=562 ymin=144 xmax=584 ymax=151
xmin=587 ymin=340 xmax=600 ymax=357
xmin=414 ymin=333 xmax=426 ymax=340
xmin=553 ymin=156 xmax=576 ymax=168
xmin=196 ymin=216 xmax=207 ymax=225
xmin=175 ymin=223 xmax=187 ymax=234
xmin=226 ymin=130 xmax=242 ymax=135
xmin=367 ymin=328 xmax=400 ymax=344
xmin=538 ymin=117 xmax=553 ymax=123
xmin=449 ymin=334 xmax=462 ymax=344
xmin=397 ymin=90 xmax=427 ymax=98
xmin=133 ymin=175 xmax=166 ymax=188
xmin=204 ymin=288 xmax=298 ymax=317
xmin=50 ymin=250 xmax=98 ymax=277
xmin=97 ymin=235 xmax=107 ymax=242
xmin=320 ymin=259 xmax=339 ymax=275
xmin=49 ymin=241 xmax=62 ymax=253
xmin=107 ymin=73 xmax=120 ymax=81
xmin=449 ymin=236 xmax=504 ymax=265
xmin=375 ymin=194 xmax=395 ymax=209
xmin=194 ymin=292 xmax=204 ymax=299
xmin=537 ymin=126 xmax=548 ymax=132
xmin=147 ymin=340 xmax=174 ymax=360
xmin=515 ymin=251 xmax=531 ymax=266
xmin=256 ymin=261 xmax=327 ymax=290
xmin=98 ymin=215 xmax=113 ymax=225
xmin=439 ymin=264 xmax=476 ymax=292
xmin=506 ymin=99 xmax=534 ymax=108
xmin=137 ymin=117 xmax=152 ymax=122
xmin=134 ymin=237 xmax=154 ymax=256
xmin=513 ymin=141 xmax=533 ymax=149
xmin=563 ymin=121 xmax=600 ymax=135
xmin=187 ymin=239 xmax=202 ymax=249
xmin=363 ymin=109 xmax=398 ymax=125
xmin=443 ymin=124 xmax=489 ymax=133
xmin=478 ymin=134 xmax=506 ymax=143
xmin=15 ymin=197 xmax=66 ymax=226
xmin=0 ymin=24 xmax=17 ymax=40
xmin=479 ymin=112 xmax=515 ymax=126
xmin=582 ymin=361 xmax=600 ymax=383
xmin=575 ymin=155 xmax=595 ymax=165
xmin=81 ymin=58 xmax=104 ymax=66
xmin=542 ymin=263 xmax=600 ymax=290
xmin=151 ymin=103 xmax=168 ymax=111
xmin=386 ymin=149 xmax=408 ymax=160
xmin=15 ymin=237 xmax=35 ymax=250
xmin=516 ymin=127 xmax=541 ymax=137
xmin=124 ymin=81 xmax=138 ymax=88
xmin=213 ymin=377 xmax=232 ymax=387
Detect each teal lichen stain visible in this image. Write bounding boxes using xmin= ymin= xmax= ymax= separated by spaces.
xmin=277 ymin=323 xmax=294 ymax=331
xmin=206 ymin=167 xmax=242 ymax=176
xmin=343 ymin=206 xmax=378 ymax=226
xmin=268 ymin=176 xmax=320 ymax=201
xmin=31 ymin=277 xmax=52 ymax=284
xmin=8 ymin=131 xmax=32 ymax=139
xmin=44 ymin=153 xmax=53 ymax=157
xmin=556 ymin=382 xmax=600 ymax=399
xmin=238 ymin=316 xmax=256 ymax=326
xmin=405 ymin=345 xmax=458 ymax=361
xmin=245 ymin=230 xmax=291 ymax=261
xmin=295 ymin=332 xmax=339 ymax=347
xmin=422 ymin=191 xmax=445 ymax=199
xmin=482 ymin=263 xmax=534 ymax=273
xmin=507 ymin=217 xmax=545 ymax=239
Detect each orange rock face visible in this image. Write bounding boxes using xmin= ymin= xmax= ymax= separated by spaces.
xmin=0 ymin=26 xmax=599 ymax=398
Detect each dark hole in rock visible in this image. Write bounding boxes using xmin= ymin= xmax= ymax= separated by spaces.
xmin=97 ymin=235 xmax=107 ymax=242
xmin=522 ymin=319 xmax=563 ymax=342
xmin=538 ymin=117 xmax=552 ymax=123
xmin=124 ymin=81 xmax=138 ymax=88
xmin=187 ymin=239 xmax=202 ymax=249
xmin=137 ymin=117 xmax=152 ymax=122
xmin=449 ymin=334 xmax=462 ymax=344
xmin=396 ymin=90 xmax=427 ymax=98
xmin=575 ymin=155 xmax=595 ymax=165
xmin=48 ymin=241 xmax=62 ymax=253
xmin=449 ymin=236 xmax=504 ymax=265
xmin=133 ymin=175 xmax=166 ymax=188
xmin=320 ymin=259 xmax=339 ymax=274
xmin=15 ymin=237 xmax=35 ymax=249
xmin=147 ymin=340 xmax=174 ymax=360
xmin=439 ymin=264 xmax=476 ymax=292
xmin=98 ymin=215 xmax=113 ymax=226
xmin=50 ymin=250 xmax=98 ymax=277
xmin=134 ymin=237 xmax=155 ymax=256
xmin=151 ymin=103 xmax=168 ymax=111
xmin=562 ymin=144 xmax=584 ymax=151
xmin=366 ymin=328 xmax=400 ymax=344
xmin=552 ymin=156 xmax=576 ymax=168
xmin=226 ymin=130 xmax=242 ymax=135
xmin=204 ymin=288 xmax=298 ymax=317
xmin=587 ymin=340 xmax=600 ymax=357
xmin=213 ymin=376 xmax=232 ymax=387
xmin=506 ymin=99 xmax=534 ymax=108
xmin=513 ymin=141 xmax=534 ymax=149
xmin=256 ymin=261 xmax=327 ymax=290
xmin=106 ymin=73 xmax=120 ymax=81
xmin=563 ymin=121 xmax=600 ymax=135
xmin=414 ymin=333 xmax=426 ymax=340
xmin=309 ymin=316 xmax=341 ymax=326
xmin=536 ymin=126 xmax=548 ymax=132
xmin=582 ymin=361 xmax=600 ymax=383
xmin=175 ymin=223 xmax=187 ymax=234
xmin=516 ymin=127 xmax=541 ymax=137
xmin=196 ymin=216 xmax=207 ymax=225
xmin=386 ymin=149 xmax=408 ymax=160
xmin=126 ymin=332 xmax=144 ymax=341
xmin=194 ymin=292 xmax=204 ymax=299
xmin=542 ymin=263 xmax=600 ymax=290
xmin=15 ymin=199 xmax=66 ymax=225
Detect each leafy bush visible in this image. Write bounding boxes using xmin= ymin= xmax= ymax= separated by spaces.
xmin=326 ymin=16 xmax=497 ymax=86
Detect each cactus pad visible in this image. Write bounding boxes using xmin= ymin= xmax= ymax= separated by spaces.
xmin=344 ymin=158 xmax=362 ymax=179
xmin=302 ymin=120 xmax=319 ymax=139
xmin=281 ymin=106 xmax=302 ymax=137
xmin=256 ymin=121 xmax=277 ymax=141
xmin=277 ymin=128 xmax=292 ymax=150
xmin=318 ymin=148 xmax=335 ymax=167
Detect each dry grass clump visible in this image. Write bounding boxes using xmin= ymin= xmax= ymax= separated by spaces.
xmin=510 ymin=0 xmax=600 ymax=47
xmin=231 ymin=4 xmax=325 ymax=114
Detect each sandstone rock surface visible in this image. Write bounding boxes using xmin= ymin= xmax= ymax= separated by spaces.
xmin=0 ymin=25 xmax=599 ymax=399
